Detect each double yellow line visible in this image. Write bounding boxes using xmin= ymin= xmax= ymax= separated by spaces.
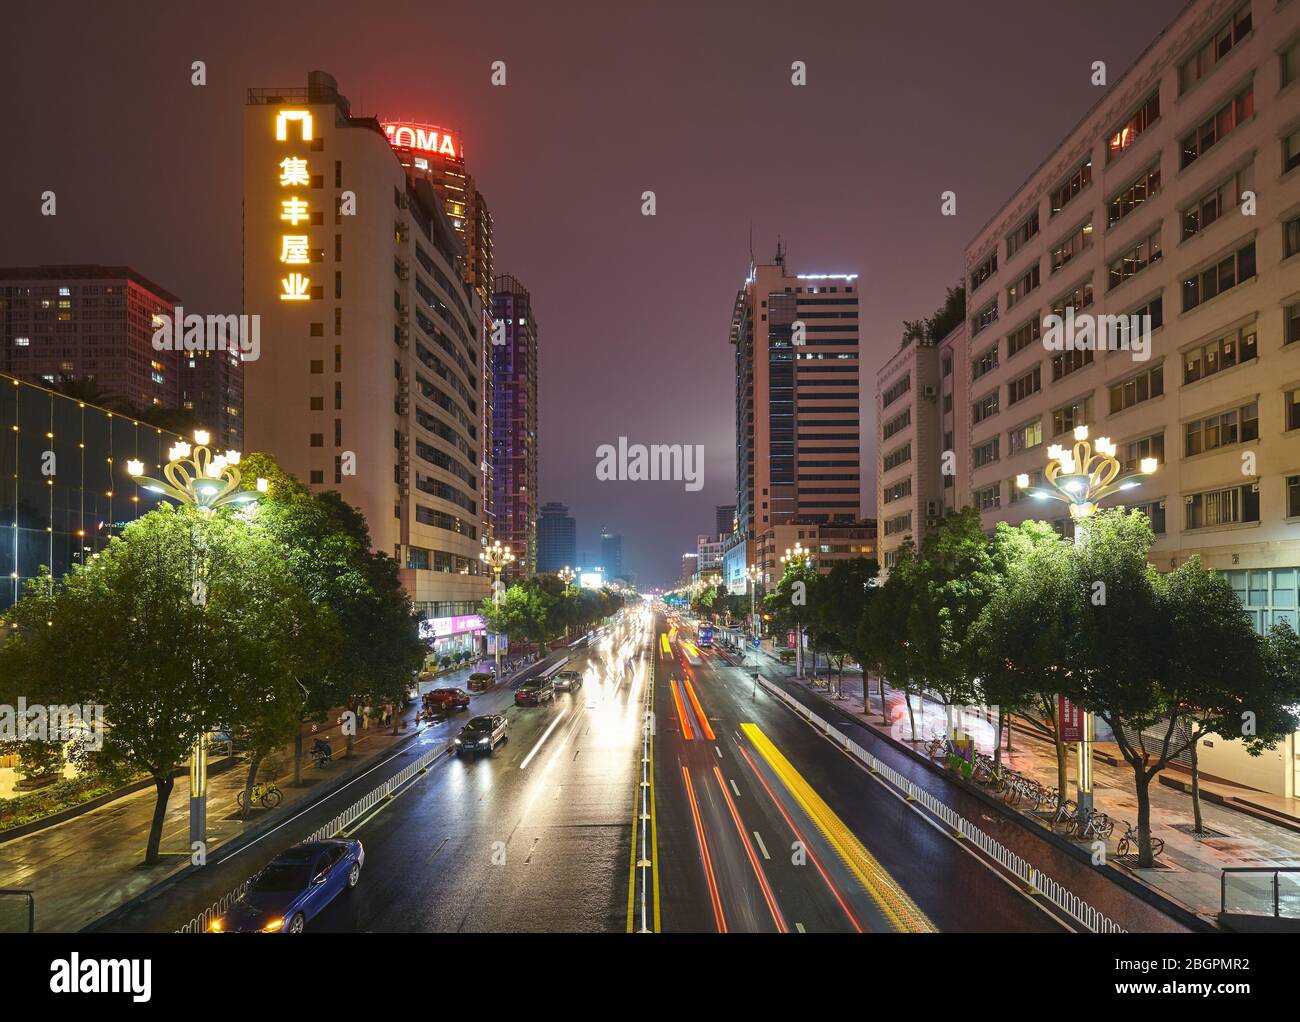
xmin=741 ymin=723 xmax=935 ymax=933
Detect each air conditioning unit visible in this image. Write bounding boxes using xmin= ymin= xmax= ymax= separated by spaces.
xmin=921 ymin=384 xmax=938 ymax=399
xmin=926 ymin=517 xmax=940 ymax=529
xmin=926 ymin=501 xmax=939 ymax=518
xmin=398 ymin=303 xmax=409 ymax=316
xmin=398 ymin=263 xmax=410 ymax=281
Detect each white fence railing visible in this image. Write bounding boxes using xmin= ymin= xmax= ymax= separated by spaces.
xmin=758 ymin=676 xmax=1125 ymax=934
xmin=177 ymin=740 xmax=450 ymax=933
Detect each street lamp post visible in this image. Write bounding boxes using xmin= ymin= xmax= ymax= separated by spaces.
xmin=745 ymin=564 xmax=763 ymax=695
xmin=1015 ymin=424 xmax=1157 ymax=822
xmin=126 ymin=431 xmax=266 ymax=851
xmin=780 ymin=542 xmax=813 ymax=680
xmin=480 ymin=541 xmax=515 ymax=676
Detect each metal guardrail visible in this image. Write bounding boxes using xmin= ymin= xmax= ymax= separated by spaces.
xmin=1222 ymin=867 xmax=1300 ymax=919
xmin=757 ymin=676 xmax=1125 ymax=934
xmin=177 ymin=740 xmax=450 ymax=933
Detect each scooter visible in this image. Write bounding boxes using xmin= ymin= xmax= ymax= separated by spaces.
xmin=311 ymin=738 xmax=333 ymax=768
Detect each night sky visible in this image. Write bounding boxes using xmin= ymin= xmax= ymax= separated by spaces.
xmin=1 ymin=0 xmax=1187 ymax=587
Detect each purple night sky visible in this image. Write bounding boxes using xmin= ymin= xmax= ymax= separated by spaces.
xmin=1 ymin=0 xmax=1187 ymax=587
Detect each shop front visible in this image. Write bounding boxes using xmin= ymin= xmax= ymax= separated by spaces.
xmin=419 ymin=614 xmax=486 ymax=660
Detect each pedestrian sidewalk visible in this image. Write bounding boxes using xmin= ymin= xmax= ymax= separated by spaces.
xmin=787 ymin=666 xmax=1300 ymax=921
xmin=0 ymin=700 xmax=424 ymax=933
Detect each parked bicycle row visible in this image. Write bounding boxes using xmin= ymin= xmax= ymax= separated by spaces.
xmin=922 ymin=736 xmax=1164 ymax=860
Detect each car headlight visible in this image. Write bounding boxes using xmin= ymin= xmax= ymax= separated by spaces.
xmin=262 ymin=918 xmax=285 ymax=932
xmin=454 ymin=737 xmax=463 ymax=745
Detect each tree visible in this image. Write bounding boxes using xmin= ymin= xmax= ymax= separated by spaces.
xmin=812 ymin=558 xmax=877 ymax=699
xmin=970 ymin=520 xmax=1075 ymax=784
xmin=765 ymin=557 xmax=818 ymax=679
xmin=863 ymin=541 xmax=925 ymax=737
xmin=0 ymin=505 xmax=312 ymax=864
xmin=482 ymin=584 xmax=547 ymax=658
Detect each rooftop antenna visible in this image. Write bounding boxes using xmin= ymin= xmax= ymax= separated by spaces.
xmin=775 ymin=235 xmax=785 ymax=269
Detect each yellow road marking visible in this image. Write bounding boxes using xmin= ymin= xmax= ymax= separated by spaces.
xmin=740 ymin=723 xmax=936 ymax=933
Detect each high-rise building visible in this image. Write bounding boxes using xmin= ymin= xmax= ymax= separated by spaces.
xmin=601 ymin=528 xmax=623 ymax=580
xmin=536 ymin=501 xmax=576 ymax=573
xmin=491 ymin=274 xmax=539 ymax=579
xmin=696 ymin=533 xmax=725 ymax=575
xmin=752 ymin=520 xmax=877 ymax=588
xmin=1 ymin=370 xmax=183 ymax=609
xmin=243 ymin=71 xmax=489 ymax=637
xmin=0 ymin=265 xmax=182 ymax=412
xmin=730 ymin=243 xmax=862 ymax=539
xmin=180 ymin=349 xmax=244 ymax=452
xmin=938 ymin=0 xmax=1300 ymax=795
xmin=715 ymin=503 xmax=736 ymax=539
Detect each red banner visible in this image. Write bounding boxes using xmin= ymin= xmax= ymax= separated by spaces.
xmin=1058 ymin=695 xmax=1083 ymax=743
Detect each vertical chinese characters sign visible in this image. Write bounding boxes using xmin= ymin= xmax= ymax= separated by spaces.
xmin=1058 ymin=695 xmax=1083 ymax=743
xmin=276 ymin=110 xmax=313 ymax=302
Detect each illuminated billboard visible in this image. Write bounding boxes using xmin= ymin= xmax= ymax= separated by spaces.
xmin=381 ymin=121 xmax=462 ymax=161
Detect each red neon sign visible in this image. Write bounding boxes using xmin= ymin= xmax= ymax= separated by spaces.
xmin=382 ymin=121 xmax=461 ymax=160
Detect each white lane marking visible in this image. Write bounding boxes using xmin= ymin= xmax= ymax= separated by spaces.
xmin=519 ymin=708 xmax=569 ymax=770
xmin=730 ymin=779 xmax=741 ymax=798
xmin=715 ymin=746 xmax=722 ymax=759
xmin=795 ymin=922 xmax=806 ymax=933
xmin=753 ymin=830 xmax=770 ymax=860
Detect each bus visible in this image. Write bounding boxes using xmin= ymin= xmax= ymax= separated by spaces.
xmin=698 ymin=623 xmax=715 ymax=648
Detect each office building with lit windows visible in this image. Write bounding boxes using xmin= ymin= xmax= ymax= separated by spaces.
xmin=536 ymin=500 xmax=576 ymax=573
xmin=243 ymin=70 xmax=490 ymax=630
xmin=730 ymin=244 xmax=862 ymax=541
xmin=490 ymin=274 xmax=539 ymax=578
xmin=0 ymin=265 xmax=180 ymax=411
xmin=948 ymin=0 xmax=1300 ymax=795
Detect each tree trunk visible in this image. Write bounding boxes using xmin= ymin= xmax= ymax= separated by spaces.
xmin=145 ymin=774 xmax=174 ymax=865
xmin=1135 ymin=769 xmax=1155 ymax=868
xmin=1190 ymin=738 xmax=1204 ymax=835
xmin=837 ymin=658 xmax=844 ymax=699
xmin=1054 ymin=729 xmax=1068 ymax=806
xmin=390 ymin=703 xmax=400 ymax=736
xmin=994 ymin=708 xmax=1004 ymax=770
xmin=905 ymin=687 xmax=918 ymax=741
xmin=239 ymin=754 xmax=262 ymax=821
xmin=878 ymin=675 xmax=888 ymax=723
xmin=1006 ymin=713 xmax=1013 ymax=752
xmin=293 ymin=728 xmax=304 ymax=787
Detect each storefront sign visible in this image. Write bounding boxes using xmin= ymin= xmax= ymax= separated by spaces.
xmin=382 ymin=121 xmax=461 ymax=160
xmin=419 ymin=614 xmax=486 ymax=640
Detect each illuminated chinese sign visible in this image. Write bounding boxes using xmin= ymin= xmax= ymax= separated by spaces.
xmin=382 ymin=121 xmax=462 ymax=161
xmin=274 ymin=110 xmax=313 ymax=302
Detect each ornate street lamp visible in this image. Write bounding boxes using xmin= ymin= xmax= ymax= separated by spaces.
xmin=480 ymin=541 xmax=515 ymax=675
xmin=744 ymin=563 xmax=764 ymax=690
xmin=126 ymin=430 xmax=267 ymax=850
xmin=1015 ymin=424 xmax=1158 ymax=822
xmin=558 ymin=565 xmax=576 ymax=588
xmin=779 ymin=542 xmax=814 ymax=679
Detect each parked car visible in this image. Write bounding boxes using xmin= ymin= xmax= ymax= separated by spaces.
xmin=515 ymin=678 xmax=556 ymax=706
xmin=424 ymin=688 xmax=470 ymax=714
xmin=553 ymin=670 xmax=583 ymax=692
xmin=209 ymin=839 xmax=364 ymax=933
xmin=454 ymin=714 xmax=508 ymax=755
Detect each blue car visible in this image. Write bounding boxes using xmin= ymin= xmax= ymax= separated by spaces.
xmin=211 ymin=839 xmax=364 ymax=933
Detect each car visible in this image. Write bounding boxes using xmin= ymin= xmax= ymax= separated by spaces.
xmin=454 ymin=714 xmax=508 ymax=755
xmin=514 ymin=678 xmax=555 ymax=706
xmin=553 ymin=670 xmax=583 ymax=692
xmin=209 ymin=839 xmax=364 ymax=933
xmin=424 ymin=687 xmax=470 ymax=713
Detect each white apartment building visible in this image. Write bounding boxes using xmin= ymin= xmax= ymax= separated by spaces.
xmin=954 ymin=0 xmax=1300 ymax=795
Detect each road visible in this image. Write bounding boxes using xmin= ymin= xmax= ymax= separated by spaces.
xmin=647 ymin=611 xmax=1065 ymax=933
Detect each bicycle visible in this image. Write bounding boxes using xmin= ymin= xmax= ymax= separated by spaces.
xmin=236 ymin=782 xmax=283 ymax=810
xmin=1050 ymin=797 xmax=1079 ymax=831
xmin=1116 ymin=822 xmax=1164 ymax=859
xmin=1078 ymin=809 xmax=1115 ymax=842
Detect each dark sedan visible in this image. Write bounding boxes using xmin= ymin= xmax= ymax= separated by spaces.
xmin=454 ymin=714 xmax=508 ymax=755
xmin=210 ymin=839 xmax=364 ymax=933
xmin=514 ymin=678 xmax=555 ymax=706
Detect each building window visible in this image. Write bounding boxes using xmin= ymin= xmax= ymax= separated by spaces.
xmin=1006 ymin=263 xmax=1040 ymax=309
xmin=1050 ymin=159 xmax=1092 ymax=217
xmin=1290 ymin=477 xmax=1300 ymax=518
xmin=1006 ymin=317 xmax=1041 ymax=358
xmin=970 ymin=250 xmax=997 ymax=292
xmin=1183 ymin=325 xmax=1258 ymax=384
xmin=1181 ymin=240 xmax=1256 ymax=311
xmin=1185 ymin=483 xmax=1259 ymax=529
xmin=1008 ymin=419 xmax=1043 ymax=455
xmin=882 ymin=374 xmax=910 ymax=408
xmin=1288 ymin=302 xmax=1300 ymax=347
xmin=974 ymin=484 xmax=1000 ymax=511
xmin=1180 ymin=85 xmax=1254 ymax=169
xmin=972 ymin=345 xmax=999 ymax=381
xmin=1179 ymin=5 xmax=1253 ymax=94
xmin=310 ymin=433 xmax=324 ymax=447
xmin=1182 ymin=172 xmax=1250 ymax=241
xmin=1051 ymin=395 xmax=1093 ymax=437
xmin=1110 ymin=364 xmax=1164 ymax=414
xmin=1108 ymin=165 xmax=1161 ymax=229
xmin=972 ymin=391 xmax=999 ymax=424
xmin=1007 ymin=210 xmax=1040 ymax=257
xmin=1107 ymin=89 xmax=1160 ymax=161
xmin=1050 ymin=221 xmax=1093 ymax=274
xmin=1108 ymin=230 xmax=1162 ymax=290
xmin=1006 ymin=365 xmax=1042 ymax=407
xmin=882 ymin=407 xmax=911 ymax=440
xmin=1132 ymin=499 xmax=1167 ymax=534
xmin=883 ymin=442 xmax=912 ymax=472
xmin=1051 ymin=347 xmax=1094 ymax=382
xmin=883 ymin=512 xmax=913 ymax=537
xmin=973 ymin=437 xmax=1000 ymax=468
xmin=1285 ymin=125 xmax=1300 ymax=176
xmin=1287 ymin=387 xmax=1300 ymax=431
xmin=1184 ymin=401 xmax=1258 ymax=457
xmin=971 ymin=297 xmax=999 ymax=336
xmin=883 ymin=477 xmax=912 ymax=504
xmin=1123 ymin=432 xmax=1165 ymax=472
xmin=1285 ymin=214 xmax=1300 ymax=259
xmin=1009 ymin=468 xmax=1044 ymax=504
xmin=310 ymin=470 xmax=324 ymax=485
xmin=1050 ymin=279 xmax=1094 ymax=318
